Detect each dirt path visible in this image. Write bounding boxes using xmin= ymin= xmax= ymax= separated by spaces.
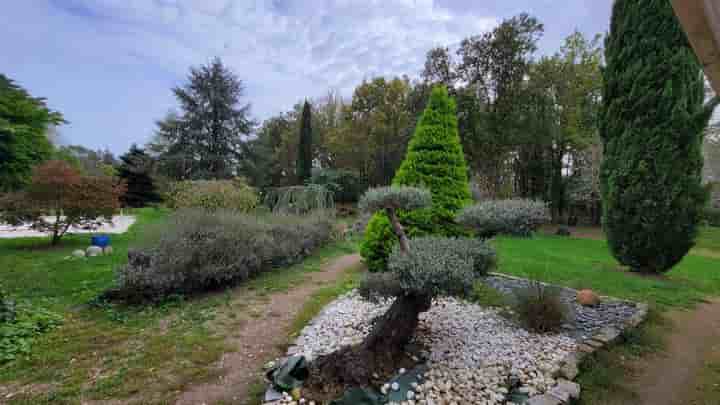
xmin=176 ymin=253 xmax=362 ymax=405
xmin=628 ymin=299 xmax=720 ymax=405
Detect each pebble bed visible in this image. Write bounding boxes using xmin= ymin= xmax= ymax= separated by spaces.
xmin=286 ymin=293 xmax=576 ymax=404
xmin=484 ymin=274 xmax=642 ymax=341
xmin=273 ymin=278 xmax=645 ymax=405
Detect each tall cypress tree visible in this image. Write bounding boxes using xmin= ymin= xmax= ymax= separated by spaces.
xmin=600 ymin=0 xmax=719 ymax=273
xmin=361 ymin=86 xmax=471 ymax=271
xmin=297 ymin=100 xmax=313 ymax=184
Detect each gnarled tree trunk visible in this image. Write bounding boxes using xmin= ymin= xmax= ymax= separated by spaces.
xmin=303 ymin=293 xmax=431 ymax=399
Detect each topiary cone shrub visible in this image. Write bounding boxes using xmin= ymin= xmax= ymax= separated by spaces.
xmin=303 ymin=186 xmax=495 ymax=400
xmin=600 ymin=0 xmax=719 ymax=273
xmin=361 ymin=86 xmax=472 ymax=272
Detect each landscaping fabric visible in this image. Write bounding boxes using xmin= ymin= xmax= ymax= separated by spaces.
xmin=267 ymin=356 xmax=428 ymax=404
xmin=266 ymin=355 xmax=310 ymax=392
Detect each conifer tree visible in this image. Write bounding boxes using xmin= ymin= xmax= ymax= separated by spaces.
xmin=297 ymin=100 xmax=313 ymax=184
xmin=361 ymin=86 xmax=471 ymax=271
xmin=117 ymin=144 xmax=161 ymax=207
xmin=600 ymin=0 xmax=719 ymax=273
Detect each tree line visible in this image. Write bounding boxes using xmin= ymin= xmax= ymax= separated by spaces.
xmin=2 ymin=11 xmax=717 ymax=225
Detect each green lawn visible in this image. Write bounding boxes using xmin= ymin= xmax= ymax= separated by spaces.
xmin=493 ymin=227 xmax=720 ymax=309
xmin=492 ymin=227 xmax=720 ymax=405
xmin=0 ymin=208 xmax=358 ymax=404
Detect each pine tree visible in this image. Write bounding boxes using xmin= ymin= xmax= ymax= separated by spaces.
xmin=154 ymin=58 xmax=254 ymax=180
xmin=600 ymin=0 xmax=719 ymax=273
xmin=361 ymin=86 xmax=471 ymax=271
xmin=297 ymin=100 xmax=313 ymax=184
xmin=117 ymin=144 xmax=161 ymax=208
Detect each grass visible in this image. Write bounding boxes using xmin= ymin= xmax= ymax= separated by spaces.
xmin=245 ymin=261 xmax=366 ymax=405
xmin=492 ymin=226 xmax=720 ymax=405
xmin=0 ymin=208 xmax=359 ymax=404
xmin=493 ymin=227 xmax=720 ymax=310
xmin=574 ymin=309 xmax=670 ymax=405
xmin=3 ymin=209 xmax=719 ymax=404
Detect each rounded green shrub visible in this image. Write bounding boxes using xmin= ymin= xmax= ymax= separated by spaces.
xmin=166 ymin=179 xmax=258 ymax=213
xmin=361 ymin=86 xmax=471 ymax=271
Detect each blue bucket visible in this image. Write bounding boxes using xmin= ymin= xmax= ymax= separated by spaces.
xmin=91 ymin=235 xmax=110 ymax=248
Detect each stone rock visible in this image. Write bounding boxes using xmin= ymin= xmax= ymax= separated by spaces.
xmin=264 ymin=386 xmax=284 ymax=402
xmin=86 ymin=246 xmax=103 ymax=257
xmin=554 ymin=379 xmax=581 ymax=400
xmin=577 ymin=289 xmax=600 ymax=307
xmin=72 ymin=249 xmax=86 ymax=258
xmin=558 ymin=355 xmax=579 ymax=380
xmin=527 ymin=394 xmax=563 ymax=405
xmin=594 ymin=326 xmax=621 ymax=344
xmin=102 ymin=246 xmax=113 ymax=255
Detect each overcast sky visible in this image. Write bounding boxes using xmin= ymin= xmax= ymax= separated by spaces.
xmin=1 ymin=0 xmax=613 ymax=154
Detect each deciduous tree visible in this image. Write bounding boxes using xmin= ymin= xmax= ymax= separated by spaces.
xmin=0 ymin=74 xmax=64 ymax=191
xmin=0 ymin=160 xmax=125 ymax=245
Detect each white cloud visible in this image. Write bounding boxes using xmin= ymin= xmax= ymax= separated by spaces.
xmin=49 ymin=0 xmax=497 ymax=112
xmin=0 ymin=0 xmax=497 ymax=153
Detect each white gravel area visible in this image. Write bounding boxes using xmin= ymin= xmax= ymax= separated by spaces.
xmin=0 ymin=215 xmax=136 ymax=238
xmin=287 ymin=292 xmax=577 ymax=404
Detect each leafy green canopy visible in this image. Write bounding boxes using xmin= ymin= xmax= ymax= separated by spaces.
xmin=0 ymin=74 xmax=64 ymax=191
xmin=600 ymin=0 xmax=719 ymax=273
xmin=361 ymin=86 xmax=471 ymax=271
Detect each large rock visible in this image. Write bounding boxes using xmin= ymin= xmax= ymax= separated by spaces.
xmin=86 ymin=246 xmax=103 ymax=257
xmin=577 ymin=289 xmax=600 ymax=306
xmin=102 ymin=246 xmax=114 ymax=255
xmin=72 ymin=249 xmax=86 ymax=258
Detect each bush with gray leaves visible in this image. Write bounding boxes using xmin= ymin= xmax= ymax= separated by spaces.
xmin=457 ymin=199 xmax=550 ymax=238
xmin=358 ymin=186 xmax=432 ymax=213
xmin=111 ymin=209 xmax=333 ymax=301
xmin=388 ymin=236 xmax=495 ymax=297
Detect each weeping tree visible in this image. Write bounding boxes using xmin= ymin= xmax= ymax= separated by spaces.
xmin=304 ymin=186 xmax=495 ymax=398
xmin=263 ymin=184 xmax=334 ymax=214
xmin=600 ymin=0 xmax=720 ymax=273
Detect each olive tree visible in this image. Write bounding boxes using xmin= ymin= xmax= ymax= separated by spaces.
xmin=305 ymin=186 xmax=495 ymax=393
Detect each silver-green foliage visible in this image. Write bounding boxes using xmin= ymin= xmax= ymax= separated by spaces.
xmin=264 ymin=185 xmax=334 ymax=214
xmin=358 ymin=186 xmax=432 ymax=213
xmin=115 ymin=209 xmax=333 ymax=300
xmin=387 ymin=236 xmax=496 ymax=298
xmin=457 ymin=199 xmax=550 ymax=238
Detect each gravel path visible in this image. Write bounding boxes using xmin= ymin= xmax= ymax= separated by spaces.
xmin=0 ymin=215 xmax=136 ymax=238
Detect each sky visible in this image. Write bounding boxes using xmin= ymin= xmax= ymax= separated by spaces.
xmin=0 ymin=0 xmax=613 ymax=155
